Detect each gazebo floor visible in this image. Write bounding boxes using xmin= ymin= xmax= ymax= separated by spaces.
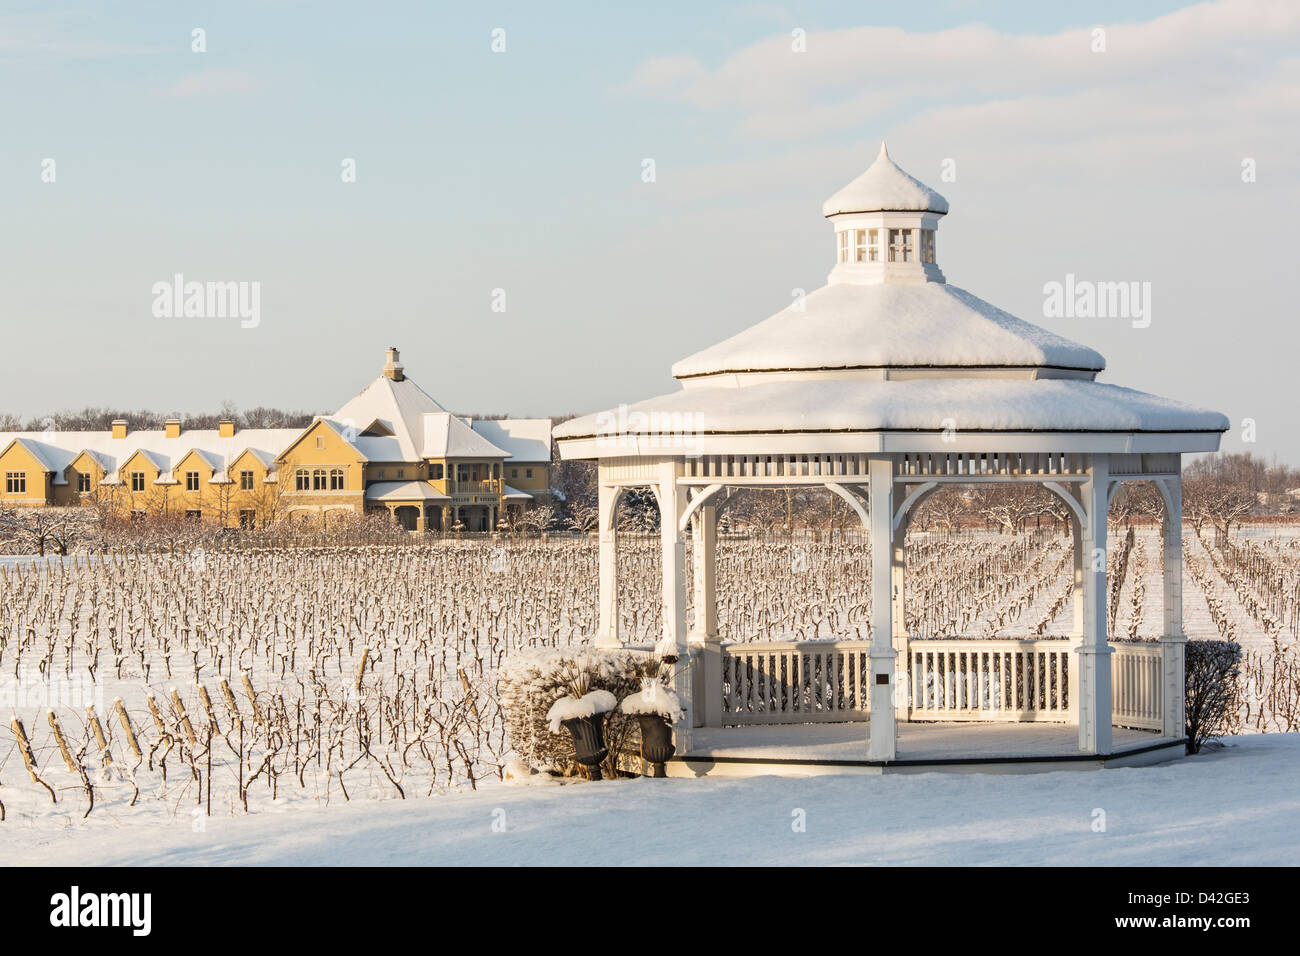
xmin=663 ymin=721 xmax=1185 ymax=777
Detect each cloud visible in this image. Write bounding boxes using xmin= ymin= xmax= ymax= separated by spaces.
xmin=629 ymin=0 xmax=1300 ymax=141
xmin=168 ymin=69 xmax=257 ymax=98
xmin=622 ymin=0 xmax=1300 ymax=206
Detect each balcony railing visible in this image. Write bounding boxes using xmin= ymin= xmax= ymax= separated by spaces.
xmin=451 ymin=479 xmax=500 ymax=495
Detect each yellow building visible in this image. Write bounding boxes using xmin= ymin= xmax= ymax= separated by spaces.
xmin=0 ymin=348 xmax=552 ymax=532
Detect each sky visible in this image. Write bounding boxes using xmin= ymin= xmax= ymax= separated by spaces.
xmin=2 ymin=0 xmax=1297 ymax=461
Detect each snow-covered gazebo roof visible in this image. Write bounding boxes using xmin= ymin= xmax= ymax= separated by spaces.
xmin=556 ymin=146 xmax=1227 ymax=457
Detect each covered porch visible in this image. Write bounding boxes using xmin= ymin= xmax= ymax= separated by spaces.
xmin=365 ymin=480 xmax=449 ymax=532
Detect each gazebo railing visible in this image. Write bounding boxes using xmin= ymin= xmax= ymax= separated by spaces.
xmin=715 ymin=638 xmax=1168 ymax=730
xmin=908 ymin=639 xmax=1073 ymax=722
xmin=720 ymin=640 xmax=872 ymax=724
xmin=1110 ymin=642 xmax=1163 ymax=731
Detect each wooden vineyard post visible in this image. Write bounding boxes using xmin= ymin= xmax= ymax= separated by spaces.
xmin=170 ymin=688 xmax=198 ymax=747
xmin=115 ymin=698 xmax=142 ymax=761
xmin=85 ymin=705 xmax=113 ymax=768
xmin=47 ymin=711 xmax=79 ymax=774
xmin=10 ymin=717 xmax=56 ymax=803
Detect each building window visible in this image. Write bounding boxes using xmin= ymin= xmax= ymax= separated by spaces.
xmin=921 ymin=229 xmax=935 ymax=264
xmin=185 ymin=509 xmax=201 ymax=521
xmin=5 ymin=472 xmax=26 ymax=494
xmin=396 ymin=468 xmax=405 ymax=479
xmin=240 ymin=470 xmax=254 ymax=491
xmin=430 ymin=464 xmax=443 ymax=480
xmin=855 ymin=229 xmax=879 ymax=263
xmin=312 ymin=469 xmax=326 ymax=490
xmin=889 ymin=229 xmax=913 ymax=263
xmin=837 ymin=231 xmax=849 ymax=263
xmin=130 ymin=472 xmax=145 ymax=492
xmin=525 ymin=468 xmax=533 ymax=479
xmin=77 ymin=472 xmax=91 ymax=493
xmin=296 ymin=469 xmax=310 ymax=491
xmin=316 ymin=436 xmax=325 ymax=450
xmin=375 ymin=469 xmax=384 ymax=479
xmin=329 ymin=468 xmax=344 ymax=490
xmin=239 ymin=509 xmax=256 ymax=528
xmin=458 ymin=465 xmax=469 ymax=482
xmin=185 ymin=471 xmax=200 ymax=492
xmin=510 ymin=468 xmax=518 ymax=479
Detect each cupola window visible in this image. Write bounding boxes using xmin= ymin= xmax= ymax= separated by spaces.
xmin=921 ymin=229 xmax=935 ymax=264
xmin=837 ymin=231 xmax=849 ymax=263
xmin=855 ymin=229 xmax=879 ymax=262
xmin=888 ymin=229 xmax=913 ymax=263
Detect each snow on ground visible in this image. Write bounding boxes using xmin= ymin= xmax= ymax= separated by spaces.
xmin=6 ymin=734 xmax=1297 ymax=866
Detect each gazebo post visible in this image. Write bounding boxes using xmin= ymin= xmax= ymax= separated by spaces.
xmin=891 ymin=503 xmax=915 ymax=723
xmin=595 ymin=478 xmax=622 ymax=648
xmin=1078 ymin=454 xmax=1114 ymax=754
xmin=1159 ymin=472 xmax=1186 ymax=740
xmin=690 ymin=502 xmax=721 ymax=727
xmin=657 ymin=459 xmax=693 ymax=745
xmin=868 ymin=456 xmax=897 ymax=760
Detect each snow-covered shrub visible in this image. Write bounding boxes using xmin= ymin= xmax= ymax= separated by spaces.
xmin=500 ymin=646 xmax=649 ymax=774
xmin=1185 ymin=639 xmax=1243 ymax=754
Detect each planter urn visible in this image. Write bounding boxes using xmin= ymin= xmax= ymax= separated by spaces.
xmin=635 ymin=713 xmax=675 ymax=778
xmin=561 ymin=714 xmax=609 ymax=780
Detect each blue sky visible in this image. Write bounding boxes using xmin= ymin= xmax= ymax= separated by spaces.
xmin=2 ymin=1 xmax=1296 ymax=461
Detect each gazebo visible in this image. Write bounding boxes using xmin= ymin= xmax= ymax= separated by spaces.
xmin=554 ymin=144 xmax=1228 ymax=773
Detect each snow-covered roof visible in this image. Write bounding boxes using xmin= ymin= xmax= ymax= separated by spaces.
xmin=502 ymin=485 xmax=535 ymax=500
xmin=554 ymin=379 xmax=1230 ymax=440
xmin=0 ymin=429 xmax=296 ymax=480
xmin=672 ymin=282 xmax=1106 ymax=379
xmin=822 ymin=142 xmax=949 ymax=217
xmin=422 ymin=413 xmax=509 ymax=459
xmin=332 ymin=373 xmax=449 ymax=461
xmin=468 ymin=418 xmax=552 ymax=462
xmin=0 ymin=437 xmax=64 ymax=472
xmin=555 ymin=146 xmax=1226 ymax=455
xmin=364 ymin=480 xmax=450 ymax=502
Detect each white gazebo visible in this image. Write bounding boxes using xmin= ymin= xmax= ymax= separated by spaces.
xmin=555 ymin=144 xmax=1228 ymax=773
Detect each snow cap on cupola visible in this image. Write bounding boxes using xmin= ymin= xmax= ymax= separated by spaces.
xmin=822 ymin=141 xmax=950 ymax=217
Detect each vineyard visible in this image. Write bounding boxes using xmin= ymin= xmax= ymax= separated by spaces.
xmin=1 ymin=526 xmax=1298 ymax=826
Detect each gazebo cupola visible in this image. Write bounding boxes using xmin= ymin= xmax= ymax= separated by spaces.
xmin=824 ymin=142 xmax=948 ymax=286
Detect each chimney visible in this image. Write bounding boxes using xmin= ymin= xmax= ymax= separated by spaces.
xmin=164 ymin=419 xmax=181 ymax=439
xmin=383 ymin=346 xmax=405 ymax=382
xmin=111 ymin=420 xmax=128 ymax=439
xmin=218 ymin=419 xmax=236 ymax=438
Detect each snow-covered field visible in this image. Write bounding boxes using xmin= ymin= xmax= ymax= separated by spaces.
xmin=1 ymin=528 xmax=1297 ymax=864
xmin=6 ymin=734 xmax=1296 ymax=866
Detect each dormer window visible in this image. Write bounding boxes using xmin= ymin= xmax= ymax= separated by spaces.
xmin=921 ymin=229 xmax=935 ymax=264
xmin=889 ymin=229 xmax=913 ymax=263
xmin=837 ymin=231 xmax=849 ymax=263
xmin=855 ymin=229 xmax=879 ymax=263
